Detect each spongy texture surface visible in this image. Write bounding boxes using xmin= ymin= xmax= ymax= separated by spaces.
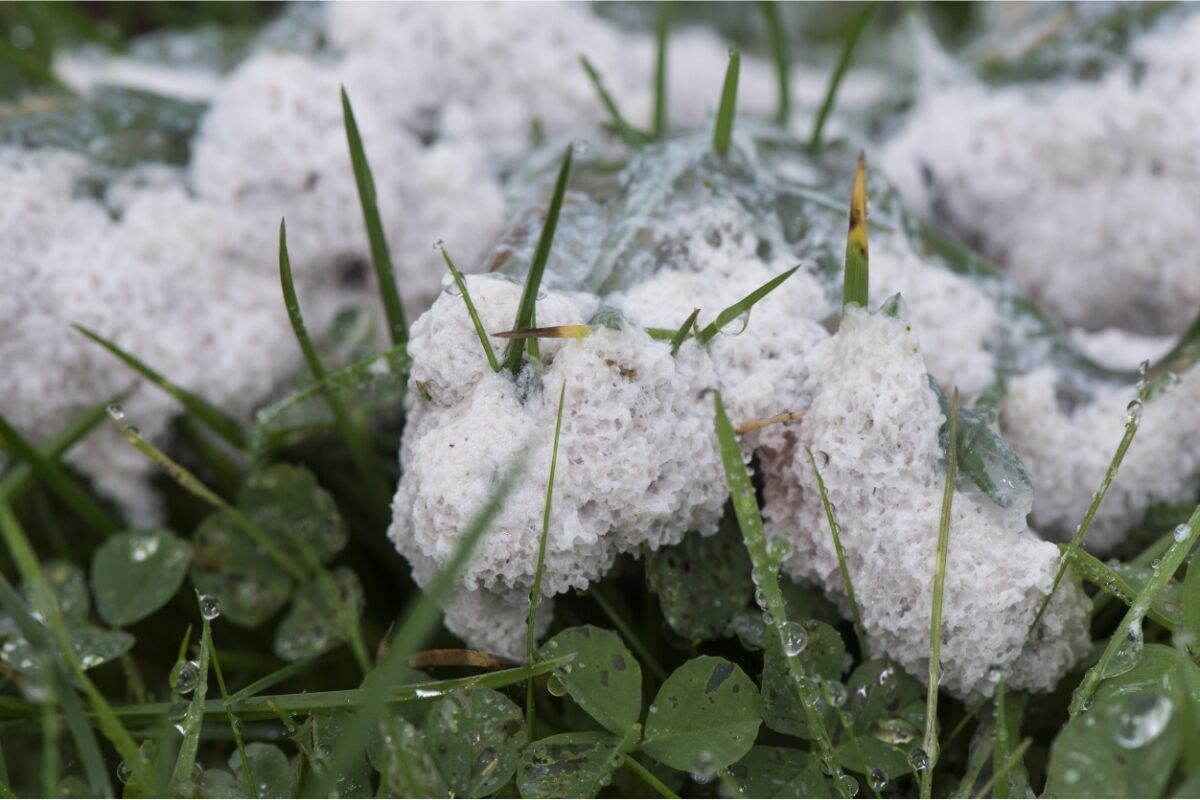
xmin=762 ymin=307 xmax=1091 ymax=697
xmin=882 ymin=11 xmax=1200 ymax=336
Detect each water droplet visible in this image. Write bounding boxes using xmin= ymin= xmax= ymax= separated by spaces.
xmin=199 ymin=594 xmax=221 ymax=620
xmin=690 ymin=751 xmax=716 ymax=785
xmin=1114 ymin=693 xmax=1173 ymax=748
xmin=869 ymin=768 xmax=888 ymax=792
xmin=841 ymin=774 xmax=859 ymax=797
xmin=130 ymin=534 xmax=159 ymax=562
xmin=754 ymin=587 xmax=767 ymax=608
xmin=432 ymin=239 xmax=445 ymax=251
xmin=1126 ymin=399 xmax=1143 ymax=423
xmin=170 ymin=660 xmax=201 ymax=694
xmin=1175 ymin=524 xmax=1190 ymax=543
xmin=440 ymin=273 xmax=462 ymax=297
xmin=191 ymin=762 xmax=204 ymax=782
xmin=824 ymin=680 xmax=847 ymax=708
xmin=116 ymin=761 xmax=132 ymax=784
xmin=1101 ymin=620 xmax=1144 ymax=679
xmin=762 ymin=611 xmax=775 ymax=626
xmin=872 ymin=717 xmax=918 ymax=745
xmin=908 ymin=748 xmax=929 ymax=772
xmin=718 ymin=311 xmax=750 ymax=337
xmin=573 ymin=140 xmax=590 ymax=158
xmin=536 ymin=286 xmax=548 ymax=301
xmin=106 ymin=404 xmax=125 ymax=421
xmin=547 ymin=673 xmax=566 ymax=697
xmin=728 ymin=45 xmax=737 ymax=58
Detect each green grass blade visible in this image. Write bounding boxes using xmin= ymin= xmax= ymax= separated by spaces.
xmin=653 ymin=2 xmax=670 ymax=138
xmin=504 ymin=146 xmax=573 ymax=374
xmin=625 ymin=754 xmax=679 ymax=799
xmin=73 ymin=324 xmax=246 ymax=449
xmin=1028 ymin=382 xmax=1145 ymax=633
xmin=809 ymin=1 xmax=876 ymax=150
xmin=169 ymin=612 xmax=210 ymax=790
xmin=227 ymin=656 xmax=325 ymax=706
xmin=713 ymin=47 xmax=740 ymax=156
xmin=759 ymin=1 xmax=790 ymax=125
xmin=1070 ymin=503 xmax=1200 ymax=716
xmin=1063 ymin=545 xmax=1177 ymax=630
xmin=843 ymin=153 xmax=869 ymax=310
xmin=0 ymin=501 xmax=154 ymax=794
xmin=279 ymin=220 xmax=391 ymax=516
xmin=0 ymin=410 xmax=120 ymax=535
xmin=527 ymin=382 xmax=567 ymax=731
xmin=712 ymin=391 xmax=850 ymax=799
xmin=441 ymin=247 xmax=500 ymax=373
xmin=973 ymin=738 xmax=1031 ymax=800
xmin=341 ymin=86 xmax=407 ymax=346
xmin=579 ymin=55 xmax=647 ymax=148
xmin=0 ymin=396 xmax=114 ymax=504
xmin=668 ymin=308 xmax=700 ymax=356
xmin=0 ymin=568 xmax=111 ymax=797
xmin=921 ymin=388 xmax=958 ymax=800
xmin=204 ymin=617 xmax=256 ymax=798
xmin=696 ymin=267 xmax=798 ymax=345
xmin=806 ymin=446 xmax=869 ymax=659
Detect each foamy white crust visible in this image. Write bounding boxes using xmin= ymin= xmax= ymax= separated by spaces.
xmin=388 ymin=277 xmax=728 ymax=653
xmin=762 ymin=308 xmax=1090 ymax=697
xmin=882 ymin=12 xmax=1200 ymax=336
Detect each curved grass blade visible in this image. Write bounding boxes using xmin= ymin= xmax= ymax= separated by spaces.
xmin=653 ymin=2 xmax=670 ymax=137
xmin=341 ymin=87 xmax=407 ymax=346
xmin=505 ymin=146 xmax=573 ymax=374
xmin=579 ymin=55 xmax=648 ymax=148
xmin=697 ymin=266 xmax=798 ymax=345
xmin=0 ymin=502 xmax=153 ymax=794
xmin=920 ymin=388 xmax=958 ymax=799
xmin=169 ymin=611 xmax=210 ymax=791
xmin=712 ymin=392 xmax=850 ymax=799
xmin=669 ymin=308 xmax=700 ymax=356
xmin=809 ymin=1 xmax=876 ymax=151
xmin=441 ymin=247 xmax=499 ymax=372
xmin=713 ymin=47 xmax=740 ymax=156
xmin=279 ymin=220 xmax=390 ymax=516
xmin=1069 ymin=503 xmax=1200 ymax=716
xmin=0 ymin=396 xmax=115 ymax=504
xmin=843 ymin=152 xmax=869 ymax=310
xmin=73 ymin=324 xmax=245 ymax=449
xmin=0 ymin=411 xmax=119 ymax=535
xmin=759 ymin=1 xmax=790 ymax=125
xmin=527 ymin=382 xmax=567 ymax=730
xmin=806 ymin=446 xmax=869 ymax=659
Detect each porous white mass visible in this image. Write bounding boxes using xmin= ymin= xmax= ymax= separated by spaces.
xmin=882 ymin=11 xmax=1200 ymax=336
xmin=388 ymin=276 xmax=728 ymax=659
xmin=762 ymin=307 xmax=1091 ymax=697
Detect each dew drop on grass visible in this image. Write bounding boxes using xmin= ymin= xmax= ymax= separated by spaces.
xmin=824 ymin=679 xmax=847 ymax=708
xmin=546 ymin=673 xmax=566 ymax=697
xmin=1175 ymin=524 xmax=1190 ymax=542
xmin=869 ymin=768 xmax=888 ymax=792
xmin=1102 ymin=619 xmax=1144 ymax=679
xmin=199 ymin=594 xmax=221 ymax=620
xmin=170 ymin=659 xmax=201 ymax=694
xmin=106 ymin=404 xmax=125 ymax=421
xmin=573 ymin=140 xmax=590 ymax=158
xmin=872 ymin=717 xmax=918 ymax=745
xmin=440 ymin=274 xmax=462 ymax=297
xmin=432 ymin=239 xmax=444 ymax=251
xmin=116 ymin=761 xmax=132 ymax=784
xmin=908 ymin=748 xmax=929 ymax=772
xmin=718 ymin=310 xmax=751 ymax=337
xmin=1113 ymin=694 xmax=1173 ymax=749
xmin=1126 ymin=399 xmax=1143 ymax=423
xmin=840 ymin=773 xmax=860 ymax=797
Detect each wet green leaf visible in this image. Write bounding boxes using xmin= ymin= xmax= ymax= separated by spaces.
xmin=28 ymin=560 xmax=90 ymax=624
xmin=838 ymin=660 xmax=926 ymax=779
xmin=1 ymin=625 xmax=134 ymax=677
xmin=272 ymin=567 xmax=364 ymax=662
xmin=197 ymin=768 xmax=242 ymax=799
xmin=761 ymin=620 xmax=846 ymax=740
xmin=641 ymin=656 xmax=761 ymax=772
xmin=240 ymin=465 xmax=347 ymax=563
xmin=425 ymin=687 xmax=525 ymax=798
xmin=645 ymin=520 xmax=753 ymax=642
xmin=373 ymin=716 xmax=448 ymax=798
xmin=91 ymin=529 xmax=192 ymax=627
xmin=724 ymin=746 xmax=830 ymax=798
xmin=229 ymin=743 xmax=291 ymax=799
xmin=189 ymin=509 xmax=292 ymax=629
xmin=517 ymin=732 xmax=623 ymax=799
xmin=300 ymin=711 xmax=371 ymax=798
xmin=538 ymin=626 xmax=642 ymax=736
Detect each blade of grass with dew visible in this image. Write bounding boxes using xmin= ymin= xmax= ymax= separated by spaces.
xmin=973 ymin=738 xmax=1032 ymax=800
xmin=527 ymin=383 xmax=567 ymax=731
xmin=204 ymin=617 xmax=256 ymax=798
xmin=826 ymin=684 xmax=882 ymax=800
xmin=580 ymin=55 xmax=648 ymax=148
xmin=441 ymin=246 xmax=499 ymax=372
xmin=0 ymin=411 xmax=120 ymax=536
xmin=279 ymin=220 xmax=391 ymax=517
xmin=106 ymin=410 xmax=371 ymax=672
xmin=806 ymin=446 xmax=869 ymax=659
xmin=169 ymin=611 xmax=210 ymax=791
xmin=809 ymin=1 xmax=876 ymax=150
xmin=669 ymin=308 xmax=700 ymax=356
xmin=843 ymin=152 xmax=869 ymax=310
xmin=712 ymin=391 xmax=851 ymax=799
xmin=1069 ymin=502 xmax=1200 ymax=716
xmin=73 ymin=324 xmax=245 ymax=449
xmin=227 ymin=656 xmax=325 ymax=706
xmin=0 ymin=570 xmax=111 ymax=797
xmin=0 ymin=502 xmax=155 ymax=794
xmin=1027 ymin=379 xmax=1147 ymax=633
xmin=921 ymin=388 xmax=958 ymax=800
xmin=713 ymin=47 xmax=740 ymax=155
xmin=0 ymin=395 xmax=116 ymax=504
xmin=341 ymin=87 xmax=407 ymax=346
xmin=759 ymin=1 xmax=790 ymax=125
xmin=505 ymin=146 xmax=573 ymax=374
xmin=316 ymin=454 xmax=526 ymax=797
xmin=696 ymin=266 xmax=799 ymax=345
xmin=1063 ymin=545 xmax=1178 ymax=630
xmin=652 ymin=1 xmax=670 ymax=137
